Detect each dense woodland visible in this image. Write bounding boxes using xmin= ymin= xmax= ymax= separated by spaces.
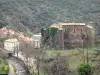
xmin=0 ymin=0 xmax=100 ymax=35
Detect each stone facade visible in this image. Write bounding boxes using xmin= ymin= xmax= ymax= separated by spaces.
xmin=32 ymin=33 xmax=42 ymax=48
xmin=4 ymin=38 xmax=19 ymax=53
xmin=50 ymin=23 xmax=94 ymax=49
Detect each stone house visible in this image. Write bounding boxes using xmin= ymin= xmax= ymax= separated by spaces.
xmin=4 ymin=38 xmax=19 ymax=53
xmin=49 ymin=23 xmax=95 ymax=49
xmin=32 ymin=33 xmax=42 ymax=48
xmin=0 ymin=27 xmax=15 ymax=38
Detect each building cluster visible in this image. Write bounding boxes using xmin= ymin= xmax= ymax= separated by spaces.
xmin=43 ymin=22 xmax=95 ymax=49
xmin=0 ymin=22 xmax=95 ymax=52
xmin=0 ymin=27 xmax=41 ymax=53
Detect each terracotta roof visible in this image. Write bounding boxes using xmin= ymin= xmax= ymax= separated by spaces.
xmin=22 ymin=37 xmax=30 ymax=43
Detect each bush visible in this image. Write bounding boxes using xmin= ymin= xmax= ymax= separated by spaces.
xmin=4 ymin=65 xmax=8 ymax=71
xmin=49 ymin=27 xmax=58 ymax=38
xmin=78 ymin=64 xmax=93 ymax=75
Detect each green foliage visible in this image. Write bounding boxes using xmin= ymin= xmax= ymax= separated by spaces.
xmin=95 ymin=39 xmax=100 ymax=46
xmin=0 ymin=0 xmax=100 ymax=34
xmin=0 ymin=37 xmax=7 ymax=42
xmin=0 ymin=59 xmax=9 ymax=74
xmin=78 ymin=64 xmax=93 ymax=75
xmin=66 ymin=28 xmax=70 ymax=33
xmin=49 ymin=27 xmax=58 ymax=38
xmin=0 ymin=21 xmax=7 ymax=28
xmin=65 ymin=42 xmax=73 ymax=49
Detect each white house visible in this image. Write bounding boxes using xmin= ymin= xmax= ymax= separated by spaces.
xmin=32 ymin=33 xmax=41 ymax=48
xmin=4 ymin=38 xmax=19 ymax=53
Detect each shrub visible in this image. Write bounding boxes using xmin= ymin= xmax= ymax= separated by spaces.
xmin=4 ymin=65 xmax=8 ymax=71
xmin=78 ymin=64 xmax=93 ymax=75
xmin=49 ymin=27 xmax=58 ymax=38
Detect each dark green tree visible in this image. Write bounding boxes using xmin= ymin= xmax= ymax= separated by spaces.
xmin=0 ymin=21 xmax=7 ymax=28
xmin=49 ymin=27 xmax=58 ymax=38
xmin=78 ymin=64 xmax=93 ymax=75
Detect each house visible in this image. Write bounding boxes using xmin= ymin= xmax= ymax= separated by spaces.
xmin=51 ymin=23 xmax=86 ymax=32
xmin=0 ymin=27 xmax=15 ymax=38
xmin=0 ymin=27 xmax=8 ymax=38
xmin=4 ymin=38 xmax=19 ymax=53
xmin=49 ymin=22 xmax=95 ymax=49
xmin=32 ymin=33 xmax=41 ymax=48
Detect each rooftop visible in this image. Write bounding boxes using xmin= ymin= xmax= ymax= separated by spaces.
xmin=50 ymin=23 xmax=86 ymax=30
xmin=4 ymin=38 xmax=19 ymax=42
xmin=87 ymin=25 xmax=93 ymax=29
xmin=33 ymin=33 xmax=41 ymax=37
xmin=58 ymin=23 xmax=86 ymax=25
xmin=51 ymin=23 xmax=86 ymax=26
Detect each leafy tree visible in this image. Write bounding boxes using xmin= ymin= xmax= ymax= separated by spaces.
xmin=49 ymin=27 xmax=58 ymax=38
xmin=0 ymin=21 xmax=7 ymax=28
xmin=0 ymin=0 xmax=100 ymax=35
xmin=78 ymin=64 xmax=93 ymax=75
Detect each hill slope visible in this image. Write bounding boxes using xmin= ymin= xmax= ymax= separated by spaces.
xmin=0 ymin=0 xmax=100 ymax=34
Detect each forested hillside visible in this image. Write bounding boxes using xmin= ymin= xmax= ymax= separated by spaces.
xmin=0 ymin=0 xmax=100 ymax=34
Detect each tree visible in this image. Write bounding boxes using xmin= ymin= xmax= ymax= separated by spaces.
xmin=0 ymin=21 xmax=7 ymax=28
xmin=40 ymin=55 xmax=69 ymax=75
xmin=78 ymin=64 xmax=93 ymax=75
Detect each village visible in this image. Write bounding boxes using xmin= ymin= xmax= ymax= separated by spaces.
xmin=1 ymin=0 xmax=100 ymax=74
xmin=0 ymin=22 xmax=100 ymax=75
xmin=0 ymin=22 xmax=95 ymax=52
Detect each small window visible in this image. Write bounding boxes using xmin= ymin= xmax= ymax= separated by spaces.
xmin=81 ymin=29 xmax=83 ymax=32
xmin=66 ymin=28 xmax=70 ymax=32
xmin=73 ymin=28 xmax=76 ymax=32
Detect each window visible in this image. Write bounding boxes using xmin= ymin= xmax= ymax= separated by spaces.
xmin=66 ymin=28 xmax=70 ymax=32
xmin=73 ymin=28 xmax=76 ymax=32
xmin=81 ymin=29 xmax=83 ymax=32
